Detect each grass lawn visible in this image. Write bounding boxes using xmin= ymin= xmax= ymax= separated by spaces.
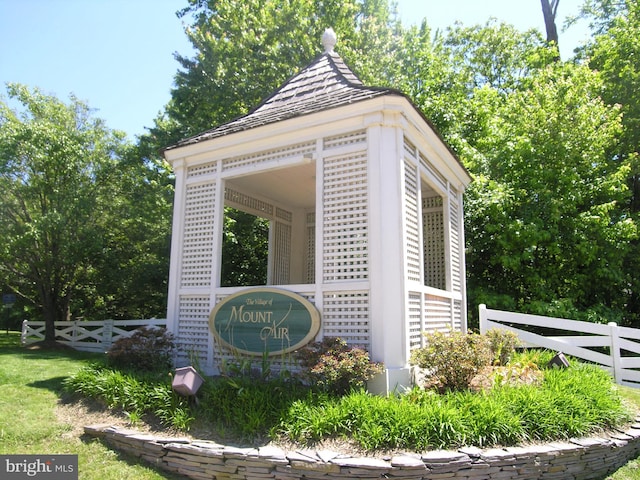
xmin=2 ymin=330 xmax=640 ymax=479
xmin=0 ymin=331 xmax=183 ymax=480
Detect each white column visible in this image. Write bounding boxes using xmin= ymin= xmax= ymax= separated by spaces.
xmin=367 ymin=115 xmax=411 ymax=392
xmin=457 ymin=188 xmax=468 ymax=332
xmin=166 ymin=158 xmax=186 ymax=336
xmin=289 ymin=207 xmax=308 ymax=284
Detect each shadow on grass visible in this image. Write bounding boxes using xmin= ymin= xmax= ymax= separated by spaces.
xmin=0 ymin=331 xmax=22 ymax=349
xmin=28 ymin=376 xmax=69 ymax=392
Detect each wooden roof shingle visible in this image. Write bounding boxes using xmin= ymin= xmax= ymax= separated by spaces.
xmin=166 ymin=45 xmax=401 ymax=150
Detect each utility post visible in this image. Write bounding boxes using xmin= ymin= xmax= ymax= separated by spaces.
xmin=2 ymin=293 xmax=16 ymax=334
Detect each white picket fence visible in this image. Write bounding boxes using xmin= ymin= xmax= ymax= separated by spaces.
xmin=21 ymin=318 xmax=167 ymax=353
xmin=479 ymin=304 xmax=640 ymax=388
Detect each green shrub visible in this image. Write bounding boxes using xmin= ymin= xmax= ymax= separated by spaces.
xmin=409 ymin=330 xmax=493 ymax=392
xmin=294 ymin=337 xmax=384 ymax=396
xmin=485 ymin=328 xmax=519 ymax=365
xmin=106 ymin=327 xmax=175 ymax=372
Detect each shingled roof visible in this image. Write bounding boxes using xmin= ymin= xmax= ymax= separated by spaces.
xmin=166 ymin=29 xmax=402 ymax=150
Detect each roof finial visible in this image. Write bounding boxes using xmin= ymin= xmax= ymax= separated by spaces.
xmin=321 ymin=28 xmax=337 ymax=53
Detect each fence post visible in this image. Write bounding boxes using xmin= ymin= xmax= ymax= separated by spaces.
xmin=609 ymin=322 xmax=622 ymax=385
xmin=102 ymin=319 xmax=114 ymax=350
xmin=479 ymin=304 xmax=487 ymax=334
xmin=71 ymin=319 xmax=79 ymax=347
xmin=20 ymin=319 xmax=28 ymax=345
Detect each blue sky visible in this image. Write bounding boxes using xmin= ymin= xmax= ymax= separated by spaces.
xmin=0 ymin=0 xmax=589 ymax=140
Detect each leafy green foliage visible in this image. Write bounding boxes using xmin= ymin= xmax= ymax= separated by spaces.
xmin=221 ymin=208 xmax=268 ymax=286
xmin=294 ymin=337 xmax=384 ymax=395
xmin=485 ymin=328 xmax=520 ymax=366
xmin=106 ymin=327 xmax=175 ymax=372
xmin=0 ymin=84 xmax=128 ymax=338
xmin=0 ymin=84 xmax=172 ymax=333
xmin=584 ymin=0 xmax=640 ymax=325
xmin=64 ymin=363 xmax=193 ymax=430
xmin=410 ymin=330 xmax=493 ymax=392
xmin=278 ymin=352 xmax=630 ymax=451
xmin=62 ymin=343 xmax=629 ymax=452
xmin=410 ymin=329 xmax=519 ymax=391
xmin=197 ymin=376 xmax=309 ymax=439
xmin=465 ymin=61 xmax=636 ymax=325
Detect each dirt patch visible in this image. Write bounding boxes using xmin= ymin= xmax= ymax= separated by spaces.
xmin=55 ymin=396 xmax=190 ymax=440
xmin=25 ymin=341 xmax=75 ymax=351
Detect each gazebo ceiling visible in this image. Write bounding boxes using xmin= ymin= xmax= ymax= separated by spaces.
xmin=227 ymin=161 xmax=316 ymax=210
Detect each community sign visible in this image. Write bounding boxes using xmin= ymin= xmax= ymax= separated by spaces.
xmin=209 ymin=287 xmax=320 ymax=356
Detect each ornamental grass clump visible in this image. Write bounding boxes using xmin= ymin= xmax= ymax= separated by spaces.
xmin=63 ymin=363 xmax=194 ymax=430
xmin=197 ymin=376 xmax=309 ymax=438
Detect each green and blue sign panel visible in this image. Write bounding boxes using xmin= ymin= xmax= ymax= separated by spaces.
xmin=209 ymin=287 xmax=320 ymax=356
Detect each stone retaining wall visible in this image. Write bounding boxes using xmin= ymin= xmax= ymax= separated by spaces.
xmin=84 ymin=422 xmax=640 ymax=480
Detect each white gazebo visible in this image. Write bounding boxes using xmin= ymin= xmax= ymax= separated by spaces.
xmin=163 ymin=30 xmax=472 ymax=392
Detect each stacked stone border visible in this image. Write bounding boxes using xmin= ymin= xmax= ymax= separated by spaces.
xmin=84 ymin=422 xmax=640 ymax=480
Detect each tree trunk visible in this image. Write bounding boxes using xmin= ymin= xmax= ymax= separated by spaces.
xmin=540 ymin=0 xmax=560 ymax=58
xmin=42 ymin=305 xmax=57 ymax=346
xmin=39 ymin=287 xmax=69 ymax=346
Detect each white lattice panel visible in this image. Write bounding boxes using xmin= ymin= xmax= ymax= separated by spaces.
xmin=187 ymin=161 xmax=218 ymax=178
xmin=222 ymin=141 xmax=315 ymax=172
xmin=404 ymin=158 xmax=421 ymax=283
xmin=275 ymin=207 xmax=292 ymax=223
xmin=225 ymin=187 xmax=273 ymax=217
xmin=449 ymin=188 xmax=462 ymax=293
xmin=408 ymin=291 xmax=423 ymax=349
xmin=272 ymin=221 xmax=291 ymax=285
xmin=304 ymin=212 xmax=315 ymax=283
xmin=424 ymin=294 xmax=454 ymax=332
xmin=323 ymin=130 xmax=366 ymax=150
xmin=453 ymin=299 xmax=463 ymax=331
xmin=176 ymin=295 xmax=211 ymax=366
xmin=423 ymin=195 xmax=445 ymax=290
xmin=181 ymin=182 xmax=216 ymax=288
xmin=322 ymin=291 xmax=371 ymax=347
xmin=322 ymin=152 xmax=369 ymax=282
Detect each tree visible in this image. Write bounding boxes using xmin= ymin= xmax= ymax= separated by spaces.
xmin=465 ymin=63 xmax=636 ymax=323
xmin=79 ymin=146 xmax=173 ymax=320
xmin=429 ymin=21 xmax=554 ymax=158
xmin=585 ymin=0 xmax=640 ymax=324
xmin=0 ymin=84 xmax=130 ymax=343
